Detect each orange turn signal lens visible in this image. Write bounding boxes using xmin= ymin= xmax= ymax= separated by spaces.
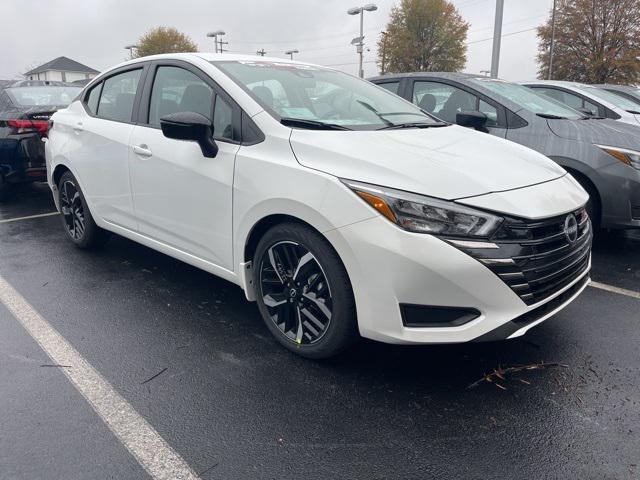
xmin=355 ymin=190 xmax=397 ymax=223
xmin=602 ymin=148 xmax=631 ymax=166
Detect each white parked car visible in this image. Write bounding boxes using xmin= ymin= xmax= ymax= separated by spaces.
xmin=522 ymin=80 xmax=640 ymax=126
xmin=46 ymin=54 xmax=591 ymax=358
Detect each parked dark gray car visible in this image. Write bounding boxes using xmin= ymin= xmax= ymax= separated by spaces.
xmin=369 ymin=73 xmax=640 ymax=230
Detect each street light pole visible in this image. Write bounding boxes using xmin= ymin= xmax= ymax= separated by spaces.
xmin=548 ymin=0 xmax=557 ymax=80
xmin=490 ymin=0 xmax=504 ymax=78
xmin=124 ymin=45 xmax=138 ymax=59
xmin=348 ymin=4 xmax=377 ymax=78
xmin=284 ymin=49 xmax=299 ymax=60
xmin=207 ymin=30 xmax=225 ymax=53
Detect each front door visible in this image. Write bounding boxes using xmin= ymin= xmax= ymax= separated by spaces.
xmin=129 ymin=64 xmax=239 ymax=270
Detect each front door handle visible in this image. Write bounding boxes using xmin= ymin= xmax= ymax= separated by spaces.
xmin=132 ymin=145 xmax=153 ymax=158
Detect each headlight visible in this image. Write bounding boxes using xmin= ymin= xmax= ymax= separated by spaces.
xmin=596 ymin=145 xmax=640 ymax=170
xmin=342 ymin=179 xmax=503 ymax=238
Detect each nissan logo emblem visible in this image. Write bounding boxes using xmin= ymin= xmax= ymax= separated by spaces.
xmin=564 ymin=214 xmax=578 ymax=244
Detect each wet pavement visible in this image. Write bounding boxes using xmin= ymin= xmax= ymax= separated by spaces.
xmin=1 ymin=183 xmax=639 ymax=479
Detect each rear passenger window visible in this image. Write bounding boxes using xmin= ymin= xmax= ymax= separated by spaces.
xmin=148 ymin=66 xmax=213 ymax=127
xmin=85 ymin=83 xmax=101 ymax=115
xmin=97 ymin=69 xmax=142 ymax=122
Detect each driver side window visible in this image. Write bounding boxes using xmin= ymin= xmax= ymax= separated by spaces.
xmin=148 ymin=66 xmax=213 ymax=127
xmin=412 ymin=81 xmax=476 ymax=123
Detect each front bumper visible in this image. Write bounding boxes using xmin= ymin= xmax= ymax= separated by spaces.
xmin=325 ymin=214 xmax=591 ymax=345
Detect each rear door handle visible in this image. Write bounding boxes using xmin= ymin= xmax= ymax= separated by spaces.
xmin=73 ymin=122 xmax=84 ymax=132
xmin=132 ymin=145 xmax=153 ymax=158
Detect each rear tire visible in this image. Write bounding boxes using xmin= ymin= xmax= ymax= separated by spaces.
xmin=253 ymin=222 xmax=358 ymax=359
xmin=58 ymin=171 xmax=109 ymax=249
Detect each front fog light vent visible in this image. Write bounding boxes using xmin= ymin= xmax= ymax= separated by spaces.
xmin=400 ymin=304 xmax=480 ymax=328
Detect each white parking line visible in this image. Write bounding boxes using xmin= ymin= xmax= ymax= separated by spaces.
xmin=0 ymin=275 xmax=200 ymax=480
xmin=589 ymin=281 xmax=640 ymax=300
xmin=0 ymin=212 xmax=60 ymax=224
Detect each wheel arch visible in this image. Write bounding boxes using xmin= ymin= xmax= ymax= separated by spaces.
xmin=52 ymin=163 xmax=72 ymax=187
xmin=563 ymin=167 xmax=602 ymax=225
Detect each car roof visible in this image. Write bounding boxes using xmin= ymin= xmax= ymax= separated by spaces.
xmin=368 ymin=72 xmax=481 ymax=82
xmin=594 ymin=84 xmax=639 ymax=92
xmin=108 ymin=52 xmax=323 ymax=72
xmin=519 ymin=79 xmax=595 ymax=88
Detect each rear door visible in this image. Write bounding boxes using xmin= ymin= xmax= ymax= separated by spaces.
xmin=71 ymin=65 xmax=147 ymax=230
xmin=128 ymin=61 xmax=240 ymax=270
xmin=408 ymin=79 xmax=507 ymax=138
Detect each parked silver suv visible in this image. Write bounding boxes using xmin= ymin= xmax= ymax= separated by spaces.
xmin=370 ymin=73 xmax=640 ymax=230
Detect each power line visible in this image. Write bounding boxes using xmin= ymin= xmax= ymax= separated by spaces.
xmin=467 ymin=27 xmax=538 ymax=46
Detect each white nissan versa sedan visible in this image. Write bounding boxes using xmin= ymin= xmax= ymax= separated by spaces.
xmin=46 ymin=53 xmax=592 ymax=358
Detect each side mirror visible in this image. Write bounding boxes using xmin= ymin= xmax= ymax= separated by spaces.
xmin=160 ymin=111 xmax=218 ymax=158
xmin=456 ymin=111 xmax=488 ymax=130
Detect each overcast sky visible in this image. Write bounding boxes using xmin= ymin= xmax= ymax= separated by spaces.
xmin=0 ymin=0 xmax=554 ymax=81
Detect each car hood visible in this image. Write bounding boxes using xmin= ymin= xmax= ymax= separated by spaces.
xmin=547 ymin=118 xmax=640 ymax=148
xmin=289 ymin=125 xmax=566 ymax=200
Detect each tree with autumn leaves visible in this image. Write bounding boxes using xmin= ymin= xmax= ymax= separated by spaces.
xmin=133 ymin=27 xmax=198 ymax=59
xmin=378 ymin=0 xmax=469 ymax=74
xmin=537 ymin=0 xmax=640 ymax=84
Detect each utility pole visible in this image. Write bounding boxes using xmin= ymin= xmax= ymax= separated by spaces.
xmin=256 ymin=48 xmax=267 ymax=57
xmin=380 ymin=31 xmax=388 ymax=75
xmin=348 ymin=4 xmax=377 ymax=78
xmin=218 ymin=38 xmax=229 ymax=53
xmin=548 ymin=0 xmax=557 ymax=80
xmin=490 ymin=0 xmax=504 ymax=78
xmin=285 ymin=49 xmax=299 ymax=60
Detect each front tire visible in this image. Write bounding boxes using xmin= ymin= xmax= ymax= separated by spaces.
xmin=253 ymin=222 xmax=358 ymax=359
xmin=58 ymin=171 xmax=109 ymax=248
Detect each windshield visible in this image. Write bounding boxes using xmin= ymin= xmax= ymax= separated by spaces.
xmin=580 ymin=86 xmax=640 ymax=112
xmin=213 ymin=61 xmax=439 ymax=129
xmin=469 ymin=78 xmax=584 ymax=120
xmin=6 ymin=86 xmax=81 ymax=107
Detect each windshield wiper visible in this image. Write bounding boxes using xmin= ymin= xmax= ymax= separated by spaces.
xmin=280 ymin=118 xmax=352 ymax=130
xmin=536 ymin=113 xmax=568 ymax=120
xmin=377 ymin=121 xmax=449 ymax=130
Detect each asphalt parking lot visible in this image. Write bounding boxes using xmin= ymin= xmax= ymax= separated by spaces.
xmin=1 ymin=183 xmax=639 ymax=480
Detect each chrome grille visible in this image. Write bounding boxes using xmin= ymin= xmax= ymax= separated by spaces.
xmin=449 ymin=208 xmax=592 ymax=306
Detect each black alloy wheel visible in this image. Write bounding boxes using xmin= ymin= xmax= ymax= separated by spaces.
xmin=57 ymin=171 xmax=109 ymax=249
xmin=259 ymin=241 xmax=333 ymax=345
xmin=253 ymin=223 xmax=358 ymax=359
xmin=60 ymin=179 xmax=85 ymax=240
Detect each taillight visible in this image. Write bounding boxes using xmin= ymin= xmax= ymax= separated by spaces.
xmin=7 ymin=119 xmax=50 ymax=135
